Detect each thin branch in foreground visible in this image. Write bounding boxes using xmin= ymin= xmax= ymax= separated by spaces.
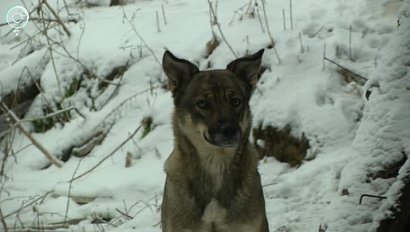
xmin=207 ymin=0 xmax=238 ymax=58
xmin=161 ymin=4 xmax=167 ymax=25
xmin=0 ymin=207 xmax=8 ymax=232
xmin=289 ymin=0 xmax=294 ymax=30
xmin=64 ymin=159 xmax=82 ymax=224
xmin=115 ymin=208 xmax=133 ymax=220
xmin=282 ymin=9 xmax=286 ymax=30
xmin=38 ymin=4 xmax=64 ymax=98
xmin=256 ymin=6 xmax=265 ymax=33
xmin=0 ymin=102 xmax=63 ymax=168
xmin=324 ymin=57 xmax=368 ymax=84
xmin=42 ymin=0 xmax=71 ymax=37
xmin=298 ymin=32 xmax=304 ymax=53
xmin=19 ymin=106 xmax=85 ymax=123
xmin=122 ymin=8 xmax=161 ymax=66
xmin=260 ymin=0 xmax=282 ymax=63
xmin=156 ymin=10 xmax=161 ymax=33
xmin=322 ymin=44 xmax=326 ymax=70
xmin=349 ymin=25 xmax=352 ymax=61
xmin=260 ymin=0 xmax=275 ymax=46
xmin=70 ymin=125 xmax=142 ymax=182
xmin=2 ymin=191 xmax=53 ymax=219
xmin=100 ymin=85 xmax=159 ymax=127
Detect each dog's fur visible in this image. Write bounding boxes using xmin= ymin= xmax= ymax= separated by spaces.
xmin=161 ymin=49 xmax=269 ymax=232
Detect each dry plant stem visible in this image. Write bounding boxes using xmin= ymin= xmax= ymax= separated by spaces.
xmin=349 ymin=25 xmax=352 ymax=60
xmin=260 ymin=0 xmax=275 ymax=46
xmin=19 ymin=106 xmax=85 ymax=123
xmin=122 ymin=8 xmax=161 ymax=66
xmin=0 ymin=207 xmax=8 ymax=232
xmin=64 ymin=160 xmax=82 ymax=224
xmin=282 ymin=9 xmax=286 ymax=30
xmin=161 ymin=5 xmax=167 ymax=25
xmin=324 ymin=57 xmax=367 ymax=81
xmin=70 ymin=125 xmax=142 ymax=182
xmin=42 ymin=0 xmax=71 ymax=37
xmin=101 ymin=85 xmax=159 ymax=126
xmin=289 ymin=0 xmax=294 ymax=30
xmin=207 ymin=0 xmax=238 ymax=58
xmin=256 ymin=7 xmax=265 ymax=33
xmin=312 ymin=25 xmax=324 ymax=37
xmin=208 ymin=6 xmax=218 ymax=40
xmin=322 ymin=44 xmax=326 ymax=70
xmin=115 ymin=208 xmax=133 ymax=219
xmin=261 ymin=0 xmax=282 ymax=63
xmin=298 ymin=32 xmax=304 ymax=53
xmin=0 ymin=148 xmax=10 ymax=180
xmin=95 ymin=75 xmax=121 ymax=87
xmin=39 ymin=7 xmax=64 ymax=98
xmin=156 ymin=11 xmax=161 ymax=32
xmin=0 ymin=103 xmax=63 ymax=168
xmin=2 ymin=191 xmax=53 ymax=219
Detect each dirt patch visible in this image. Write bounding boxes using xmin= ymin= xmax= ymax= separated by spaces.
xmin=253 ymin=124 xmax=310 ymax=166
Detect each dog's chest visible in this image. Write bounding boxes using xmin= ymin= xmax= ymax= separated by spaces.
xmin=200 ymin=152 xmax=233 ymax=193
xmin=202 ymin=199 xmax=227 ymax=224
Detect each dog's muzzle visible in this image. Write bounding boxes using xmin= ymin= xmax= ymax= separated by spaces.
xmin=204 ymin=122 xmax=242 ymax=148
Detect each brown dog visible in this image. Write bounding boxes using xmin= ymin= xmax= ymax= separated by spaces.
xmin=161 ymin=49 xmax=269 ymax=232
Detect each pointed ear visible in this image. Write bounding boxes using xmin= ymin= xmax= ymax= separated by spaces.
xmin=162 ymin=50 xmax=199 ymax=93
xmin=226 ymin=49 xmax=264 ymax=88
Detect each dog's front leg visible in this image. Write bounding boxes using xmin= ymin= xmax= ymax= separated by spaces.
xmin=162 ymin=176 xmax=205 ymax=232
xmin=222 ymin=174 xmax=269 ymax=232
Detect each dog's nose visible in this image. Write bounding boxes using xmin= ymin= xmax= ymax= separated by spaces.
xmin=206 ymin=122 xmax=242 ymax=147
xmin=219 ymin=122 xmax=238 ymax=139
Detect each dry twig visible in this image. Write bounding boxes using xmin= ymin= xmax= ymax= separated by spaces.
xmin=70 ymin=125 xmax=142 ymax=181
xmin=0 ymin=102 xmax=63 ymax=168
xmin=0 ymin=207 xmax=8 ymax=232
xmin=260 ymin=0 xmax=282 ymax=63
xmin=41 ymin=0 xmax=71 ymax=37
xmin=122 ymin=8 xmax=161 ymax=66
xmin=324 ymin=57 xmax=367 ymax=84
xmin=207 ymin=0 xmax=238 ymax=58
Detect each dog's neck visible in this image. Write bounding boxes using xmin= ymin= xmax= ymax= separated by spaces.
xmin=174 ymin=123 xmax=251 ymax=193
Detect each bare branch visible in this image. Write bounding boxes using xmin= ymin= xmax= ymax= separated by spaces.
xmin=70 ymin=125 xmax=142 ymax=181
xmin=122 ymin=8 xmax=161 ymax=66
xmin=2 ymin=191 xmax=53 ymax=219
xmin=260 ymin=0 xmax=281 ymax=63
xmin=207 ymin=0 xmax=237 ymax=58
xmin=0 ymin=102 xmax=63 ymax=168
xmin=324 ymin=57 xmax=368 ymax=84
xmin=0 ymin=206 xmax=8 ymax=232
xmin=19 ymin=106 xmax=85 ymax=124
xmin=64 ymin=160 xmax=82 ymax=224
xmin=42 ymin=0 xmax=71 ymax=37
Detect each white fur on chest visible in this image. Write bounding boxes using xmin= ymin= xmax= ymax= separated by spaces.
xmin=199 ymin=149 xmax=234 ymax=192
xmin=202 ymin=199 xmax=227 ymax=223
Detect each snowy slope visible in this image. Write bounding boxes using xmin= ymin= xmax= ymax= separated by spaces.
xmin=0 ymin=0 xmax=409 ymax=232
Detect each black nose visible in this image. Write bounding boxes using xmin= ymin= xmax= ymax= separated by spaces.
xmin=219 ymin=122 xmax=238 ymax=139
xmin=206 ymin=122 xmax=242 ymax=147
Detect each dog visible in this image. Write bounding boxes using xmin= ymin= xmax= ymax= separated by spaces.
xmin=161 ymin=49 xmax=269 ymax=232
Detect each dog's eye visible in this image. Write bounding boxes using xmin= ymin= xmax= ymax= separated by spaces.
xmin=231 ymin=97 xmax=242 ymax=107
xmin=197 ymin=99 xmax=209 ymax=109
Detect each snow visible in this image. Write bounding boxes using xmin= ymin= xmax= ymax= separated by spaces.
xmin=0 ymin=0 xmax=409 ymax=231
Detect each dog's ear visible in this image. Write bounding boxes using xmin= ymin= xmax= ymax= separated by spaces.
xmin=162 ymin=50 xmax=199 ymax=93
xmin=226 ymin=49 xmax=264 ymax=88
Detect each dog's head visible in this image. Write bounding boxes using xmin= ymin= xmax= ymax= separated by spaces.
xmin=163 ymin=50 xmax=264 ymax=148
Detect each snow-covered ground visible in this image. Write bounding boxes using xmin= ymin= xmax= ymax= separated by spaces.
xmin=0 ymin=0 xmax=409 ymax=231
